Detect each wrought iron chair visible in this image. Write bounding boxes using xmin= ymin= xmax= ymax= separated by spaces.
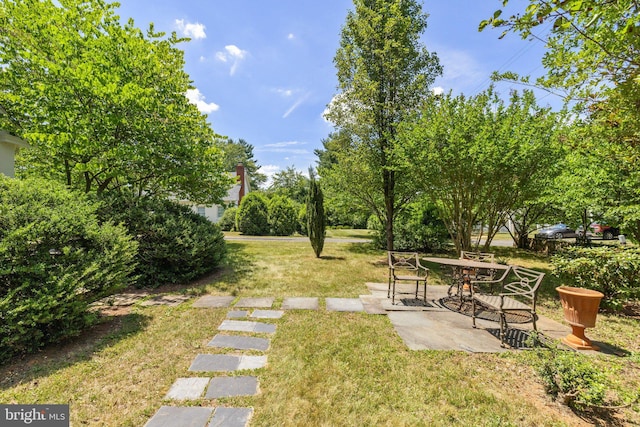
xmin=471 ymin=266 xmax=545 ymax=347
xmin=387 ymin=251 xmax=429 ymax=305
xmin=460 ymin=250 xmax=498 ymax=289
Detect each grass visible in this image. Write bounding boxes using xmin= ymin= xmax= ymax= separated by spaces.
xmin=1 ymin=237 xmax=638 ymax=426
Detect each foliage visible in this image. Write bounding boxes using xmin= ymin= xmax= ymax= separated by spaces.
xmin=307 ymin=172 xmax=326 ymax=258
xmin=268 ymin=195 xmax=298 ymax=236
xmin=0 ymin=0 xmax=233 ymax=203
xmin=236 ymin=192 xmax=270 ymax=236
xmin=368 ymin=199 xmax=449 ymax=252
xmin=481 ymin=0 xmax=640 ymax=103
xmin=552 ymin=246 xmax=640 ymax=310
xmin=297 ymin=204 xmax=308 ymax=236
xmin=217 ymin=138 xmax=267 ymax=189
xmin=0 ymin=177 xmax=137 ymax=363
xmin=534 ymin=348 xmax=609 ymax=410
xmin=267 ymin=166 xmax=309 ymax=204
xmin=323 ymin=0 xmax=442 ymax=250
xmin=98 ymin=192 xmax=226 ymax=288
xmin=400 ymin=88 xmax=563 ymax=254
xmin=218 ymin=206 xmax=238 ymax=232
xmin=482 ymin=1 xmax=640 ymax=240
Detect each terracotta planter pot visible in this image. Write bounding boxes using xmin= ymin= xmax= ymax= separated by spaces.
xmin=556 ymin=286 xmax=604 ymax=350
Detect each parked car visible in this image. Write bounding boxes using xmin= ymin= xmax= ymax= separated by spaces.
xmin=577 ymin=222 xmax=621 ymax=240
xmin=535 ymin=223 xmax=577 ymax=240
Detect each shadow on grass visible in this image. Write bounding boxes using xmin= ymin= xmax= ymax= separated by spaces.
xmin=0 ymin=312 xmax=149 ymax=391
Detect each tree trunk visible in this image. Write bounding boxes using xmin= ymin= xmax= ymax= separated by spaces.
xmin=384 ymin=169 xmax=395 ymax=251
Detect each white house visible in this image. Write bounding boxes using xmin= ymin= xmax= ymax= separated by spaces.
xmin=0 ymin=130 xmax=29 ymax=178
xmin=187 ymin=163 xmax=251 ymax=223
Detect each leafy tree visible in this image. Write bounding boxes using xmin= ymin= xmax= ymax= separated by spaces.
xmin=324 ymin=0 xmax=442 ymax=250
xmin=307 ymin=170 xmax=326 ymax=258
xmin=482 ymin=0 xmax=640 ymax=239
xmin=267 ymin=166 xmax=309 ymax=204
xmin=268 ymin=195 xmax=298 ymax=236
xmin=217 ymin=138 xmax=267 ymax=189
xmin=0 ymin=0 xmax=232 ymax=203
xmin=236 ymin=192 xmax=269 ymax=235
xmin=400 ymin=88 xmax=563 ymax=254
xmin=481 ymin=0 xmax=640 ymax=103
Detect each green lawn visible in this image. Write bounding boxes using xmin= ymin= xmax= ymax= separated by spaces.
xmin=0 ymin=238 xmax=638 ymax=426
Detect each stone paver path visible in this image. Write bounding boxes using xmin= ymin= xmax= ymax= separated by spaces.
xmin=205 ymin=376 xmax=259 ymax=399
xmin=234 ymin=297 xmax=274 ymax=308
xmin=218 ymin=320 xmax=277 ymax=334
xmin=188 ymin=354 xmax=267 ymax=372
xmin=192 ymin=295 xmax=235 ymax=308
xmin=325 ymin=297 xmax=365 ymax=312
xmin=281 ymin=297 xmax=319 ymax=310
xmin=164 ymin=377 xmax=210 ymax=400
xmin=208 ymin=334 xmax=270 ymax=351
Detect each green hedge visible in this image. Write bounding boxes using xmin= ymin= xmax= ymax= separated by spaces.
xmin=552 ymin=246 xmax=640 ymax=310
xmin=268 ymin=195 xmax=298 ymax=236
xmin=0 ymin=177 xmax=137 ymax=363
xmin=236 ymin=193 xmax=269 ymax=235
xmin=98 ymin=193 xmax=226 ymax=288
xmin=218 ymin=206 xmax=238 ymax=231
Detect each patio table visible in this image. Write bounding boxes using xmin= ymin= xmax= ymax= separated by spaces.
xmin=422 ymin=257 xmax=510 ymax=299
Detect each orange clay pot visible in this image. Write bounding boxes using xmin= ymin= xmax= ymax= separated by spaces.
xmin=556 ymin=286 xmax=604 ymax=351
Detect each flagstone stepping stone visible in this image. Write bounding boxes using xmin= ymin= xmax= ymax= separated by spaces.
xmin=192 ymin=295 xmax=235 ymax=308
xmin=218 ymin=320 xmax=276 ymax=334
xmin=188 ymin=354 xmax=267 ymax=372
xmin=164 ymin=377 xmax=211 ymax=400
xmin=208 ymin=335 xmax=270 ymax=351
xmin=325 ymin=298 xmax=364 ymax=312
xmin=205 ymin=376 xmax=258 ymax=399
xmin=144 ymin=406 xmax=213 ymax=427
xmin=234 ymin=297 xmax=274 ymax=308
xmin=250 ymin=309 xmax=284 ymax=319
xmin=359 ymin=295 xmax=387 ymax=315
xmin=209 ymin=407 xmax=253 ymax=427
xmin=227 ymin=310 xmax=249 ymax=318
xmin=281 ymin=297 xmax=319 ymax=310
xmin=140 ymin=295 xmax=190 ymax=307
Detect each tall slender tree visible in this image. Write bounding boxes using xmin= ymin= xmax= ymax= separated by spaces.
xmin=324 ymin=0 xmax=442 ymax=250
xmin=307 ymin=169 xmax=326 ymax=258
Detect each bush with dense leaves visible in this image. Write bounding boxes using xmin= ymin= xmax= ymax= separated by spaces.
xmin=368 ymin=201 xmax=449 ymax=252
xmin=218 ymin=206 xmax=237 ymax=231
xmin=98 ymin=193 xmax=226 ymax=288
xmin=268 ymin=195 xmax=298 ymax=236
xmin=552 ymin=246 xmax=640 ymax=311
xmin=0 ymin=177 xmax=137 ymax=363
xmin=236 ymin=192 xmax=269 ymax=235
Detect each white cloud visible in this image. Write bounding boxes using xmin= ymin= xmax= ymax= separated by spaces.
xmin=265 ymin=141 xmax=306 ymax=148
xmin=215 ymin=45 xmax=248 ymax=76
xmin=432 ymin=86 xmax=445 ymax=96
xmin=175 ymin=19 xmax=206 ymax=40
xmin=257 ymin=164 xmax=280 ymax=187
xmin=185 ymin=88 xmax=219 ymax=114
xmin=433 ymin=48 xmax=487 ymax=94
xmin=287 ymin=33 xmax=295 ymax=40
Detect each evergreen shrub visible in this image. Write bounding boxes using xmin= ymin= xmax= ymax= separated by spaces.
xmin=0 ymin=177 xmax=137 ymax=363
xmin=268 ymin=195 xmax=298 ymax=236
xmin=218 ymin=206 xmax=237 ymax=231
xmin=98 ymin=192 xmax=226 ymax=287
xmin=236 ymin=193 xmax=269 ymax=235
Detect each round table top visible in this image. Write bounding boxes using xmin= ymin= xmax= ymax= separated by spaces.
xmin=421 ymin=256 xmax=509 ymax=270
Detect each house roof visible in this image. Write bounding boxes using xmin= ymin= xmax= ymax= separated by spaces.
xmin=0 ymin=131 xmax=29 ymax=148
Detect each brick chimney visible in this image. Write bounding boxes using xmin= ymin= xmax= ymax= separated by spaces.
xmin=235 ymin=163 xmax=246 ymax=204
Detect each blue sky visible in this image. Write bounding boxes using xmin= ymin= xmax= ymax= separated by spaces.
xmin=115 ymin=0 xmax=558 ymax=185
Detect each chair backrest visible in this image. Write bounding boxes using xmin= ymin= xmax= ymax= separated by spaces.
xmin=460 ymin=251 xmax=495 ymax=263
xmin=388 ymin=251 xmax=419 ymax=271
xmin=504 ymin=266 xmax=545 ymax=303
